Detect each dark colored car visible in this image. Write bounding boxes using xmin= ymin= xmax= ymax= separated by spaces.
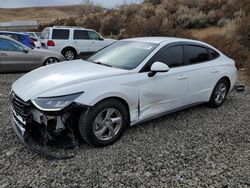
xmin=0 ymin=31 xmax=35 ymax=48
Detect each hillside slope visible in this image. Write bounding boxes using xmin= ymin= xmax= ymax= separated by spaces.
xmin=0 ymin=5 xmax=80 ymax=23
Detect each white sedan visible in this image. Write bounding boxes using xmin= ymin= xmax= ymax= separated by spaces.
xmin=11 ymin=37 xmax=237 ymax=149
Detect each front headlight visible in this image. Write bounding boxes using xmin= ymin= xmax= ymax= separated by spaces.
xmin=31 ymin=92 xmax=83 ymax=111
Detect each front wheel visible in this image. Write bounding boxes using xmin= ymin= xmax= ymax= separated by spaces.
xmin=209 ymin=78 xmax=229 ymax=108
xmin=43 ymin=57 xmax=59 ymax=66
xmin=78 ymin=99 xmax=129 ymax=147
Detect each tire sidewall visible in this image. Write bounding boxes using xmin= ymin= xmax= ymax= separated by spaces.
xmin=43 ymin=57 xmax=58 ymax=66
xmin=210 ymin=78 xmax=229 ymax=107
xmin=79 ymin=99 xmax=129 ymax=147
xmin=63 ymin=49 xmax=76 ymax=61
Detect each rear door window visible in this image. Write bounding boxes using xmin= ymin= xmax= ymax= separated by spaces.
xmin=185 ymin=45 xmax=210 ymax=64
xmin=52 ymin=29 xmax=70 ymax=40
xmin=74 ymin=30 xmax=89 ymax=40
xmin=208 ymin=49 xmax=220 ymax=60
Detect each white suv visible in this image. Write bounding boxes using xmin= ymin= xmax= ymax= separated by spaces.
xmin=40 ymin=26 xmax=116 ymax=60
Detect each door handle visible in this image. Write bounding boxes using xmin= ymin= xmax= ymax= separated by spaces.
xmin=177 ymin=75 xmax=187 ymax=80
xmin=211 ymin=69 xmax=219 ymax=73
xmin=0 ymin=53 xmax=7 ymax=56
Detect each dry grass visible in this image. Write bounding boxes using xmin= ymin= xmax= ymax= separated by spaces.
xmin=190 ymin=26 xmax=226 ymax=40
xmin=0 ymin=5 xmax=80 ymax=24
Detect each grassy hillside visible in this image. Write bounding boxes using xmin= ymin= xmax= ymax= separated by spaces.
xmin=0 ymin=0 xmax=249 ymax=70
xmin=0 ymin=5 xmax=80 ymax=23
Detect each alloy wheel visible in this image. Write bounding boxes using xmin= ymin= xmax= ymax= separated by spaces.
xmin=214 ymin=82 xmax=227 ymax=104
xmin=93 ymin=108 xmax=122 ymax=141
xmin=64 ymin=50 xmax=75 ymax=60
xmin=44 ymin=58 xmax=58 ymax=65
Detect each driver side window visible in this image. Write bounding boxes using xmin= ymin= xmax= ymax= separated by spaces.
xmin=0 ymin=39 xmax=24 ymax=52
xmin=142 ymin=45 xmax=184 ymax=72
xmin=88 ymin=31 xmax=101 ymax=40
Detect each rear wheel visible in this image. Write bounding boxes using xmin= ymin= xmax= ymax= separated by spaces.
xmin=209 ymin=78 xmax=230 ymax=108
xmin=43 ymin=57 xmax=59 ymax=66
xmin=78 ymin=99 xmax=129 ymax=147
xmin=62 ymin=48 xmax=76 ymax=61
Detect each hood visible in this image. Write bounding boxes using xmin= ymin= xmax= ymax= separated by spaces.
xmin=104 ymin=38 xmax=117 ymax=43
xmin=12 ymin=60 xmax=128 ymax=101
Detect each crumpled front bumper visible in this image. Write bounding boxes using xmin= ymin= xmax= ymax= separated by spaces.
xmin=11 ymin=110 xmax=74 ymax=160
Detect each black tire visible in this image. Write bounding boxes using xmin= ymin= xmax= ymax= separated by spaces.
xmin=209 ymin=78 xmax=230 ymax=108
xmin=62 ymin=48 xmax=76 ymax=61
xmin=43 ymin=57 xmax=59 ymax=66
xmin=78 ymin=99 xmax=129 ymax=147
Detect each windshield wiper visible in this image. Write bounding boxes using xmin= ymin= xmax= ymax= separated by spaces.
xmin=94 ymin=61 xmax=113 ymax=67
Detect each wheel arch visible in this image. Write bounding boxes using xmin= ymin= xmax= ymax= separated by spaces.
xmin=42 ymin=57 xmax=59 ymax=66
xmin=94 ymin=96 xmax=130 ymax=120
xmin=216 ymin=76 xmax=231 ymax=92
xmin=61 ymin=46 xmax=77 ymax=55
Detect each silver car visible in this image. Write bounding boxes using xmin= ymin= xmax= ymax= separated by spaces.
xmin=0 ymin=36 xmax=65 ymax=73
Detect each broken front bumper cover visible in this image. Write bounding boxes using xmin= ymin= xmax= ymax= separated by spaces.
xmin=11 ymin=112 xmax=74 ymax=160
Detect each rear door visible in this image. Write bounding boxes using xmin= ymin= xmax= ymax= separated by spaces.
xmin=73 ymin=30 xmax=91 ymax=54
xmin=0 ymin=38 xmax=39 ymax=72
xmin=184 ymin=44 xmax=222 ymax=104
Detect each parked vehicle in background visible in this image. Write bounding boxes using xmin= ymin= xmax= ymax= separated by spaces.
xmin=30 ymin=36 xmax=41 ymax=48
xmin=27 ymin=32 xmax=42 ymax=48
xmin=27 ymin=32 xmax=41 ymax=39
xmin=40 ymin=26 xmax=116 ymax=60
xmin=0 ymin=31 xmax=35 ymax=48
xmin=0 ymin=36 xmax=65 ymax=73
xmin=10 ymin=37 xmax=237 ymax=150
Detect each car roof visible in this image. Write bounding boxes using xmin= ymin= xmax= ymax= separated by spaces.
xmin=122 ymin=37 xmax=203 ymax=45
xmin=0 ymin=31 xmax=28 ymax=36
xmin=0 ymin=35 xmax=26 ymax=45
xmin=47 ymin=26 xmax=86 ymax=29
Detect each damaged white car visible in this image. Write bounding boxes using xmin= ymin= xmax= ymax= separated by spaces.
xmin=10 ymin=37 xmax=238 ymax=156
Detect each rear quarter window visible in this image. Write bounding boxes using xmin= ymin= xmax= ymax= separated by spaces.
xmin=52 ymin=29 xmax=70 ymax=40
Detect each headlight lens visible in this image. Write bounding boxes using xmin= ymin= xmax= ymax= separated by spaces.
xmin=31 ymin=92 xmax=83 ymax=111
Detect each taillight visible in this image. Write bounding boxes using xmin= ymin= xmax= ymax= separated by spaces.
xmin=31 ymin=39 xmax=35 ymax=47
xmin=47 ymin=40 xmax=55 ymax=46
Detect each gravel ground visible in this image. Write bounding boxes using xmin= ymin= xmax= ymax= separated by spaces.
xmin=0 ymin=73 xmax=249 ymax=187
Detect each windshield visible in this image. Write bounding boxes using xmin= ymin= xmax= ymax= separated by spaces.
xmin=87 ymin=41 xmax=158 ymax=70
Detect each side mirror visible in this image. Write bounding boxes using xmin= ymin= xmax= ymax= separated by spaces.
xmin=23 ymin=48 xmax=29 ymax=53
xmin=99 ymin=37 xmax=104 ymax=41
xmin=148 ymin=62 xmax=170 ymax=77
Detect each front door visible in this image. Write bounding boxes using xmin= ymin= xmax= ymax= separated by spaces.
xmin=87 ymin=31 xmax=106 ymax=52
xmin=0 ymin=38 xmax=35 ymax=72
xmin=138 ymin=45 xmax=188 ymax=119
xmin=73 ymin=30 xmax=91 ymax=54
